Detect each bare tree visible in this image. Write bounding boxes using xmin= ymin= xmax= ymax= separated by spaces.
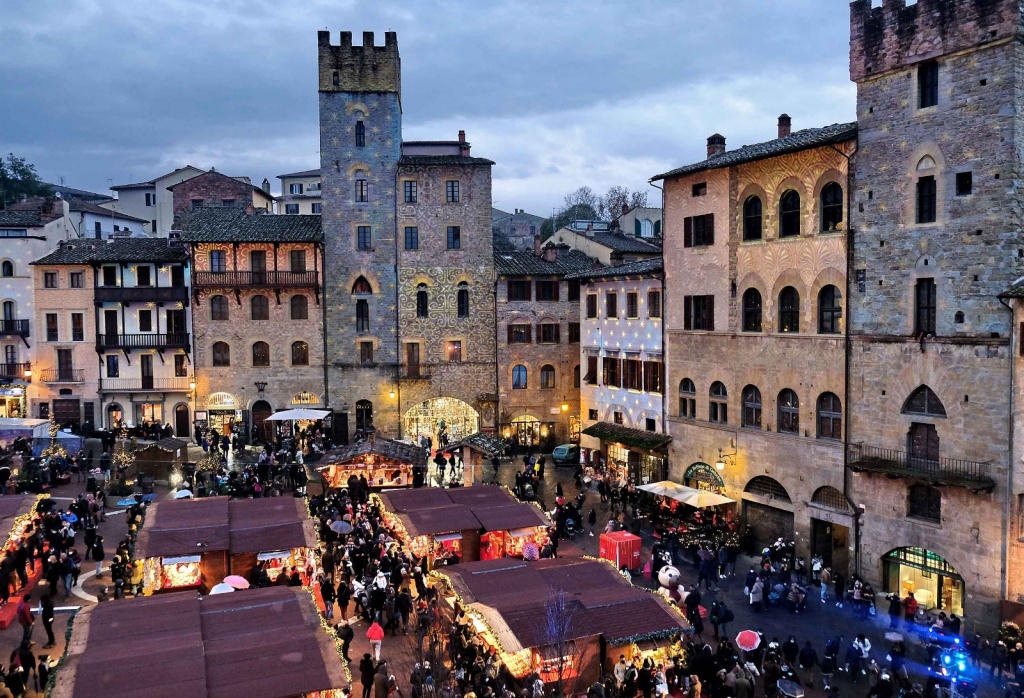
xmin=563 ymin=186 xmax=601 ymax=218
xmin=602 ymin=186 xmax=648 ymax=220
xmin=537 ymin=589 xmax=595 ymax=696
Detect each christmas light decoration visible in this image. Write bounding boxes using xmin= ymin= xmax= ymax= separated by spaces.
xmin=40 ymin=415 xmax=67 ymax=459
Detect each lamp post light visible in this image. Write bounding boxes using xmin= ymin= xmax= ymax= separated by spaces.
xmin=715 ymin=447 xmax=736 ymax=471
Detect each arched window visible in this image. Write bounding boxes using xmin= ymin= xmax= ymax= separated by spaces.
xmin=540 ymin=364 xmax=556 ymax=389
xmin=679 ymin=378 xmax=696 ymax=418
xmin=352 ymin=276 xmax=372 ymax=294
xmin=743 ymin=196 xmax=762 ymax=241
xmin=778 ymin=286 xmax=800 ymax=333
xmin=251 ymin=295 xmax=269 ymax=321
xmin=573 ymin=365 xmax=580 ymax=388
xmin=252 ymin=341 xmax=270 ymax=367
xmin=212 ymin=341 xmax=230 ymax=367
xmin=640 ymin=219 xmax=654 ymax=237
xmin=457 ymin=282 xmax=469 ymax=318
xmin=745 ymin=476 xmax=792 ymax=502
xmin=0 ymin=261 xmax=12 ymax=277
xmin=290 ymin=295 xmax=308 ymax=320
xmin=355 ymin=399 xmax=373 ymax=431
xmin=355 ymin=120 xmax=365 ymax=148
xmin=777 ymin=389 xmax=800 ymax=433
xmin=512 ymin=365 xmax=528 ymax=389
xmin=779 ymin=190 xmax=801 ymax=238
xmin=291 ymin=341 xmax=309 ymax=365
xmin=356 ymin=299 xmax=369 ymax=332
xmin=709 ymin=381 xmax=727 ymax=424
xmin=821 ymin=182 xmax=843 ymax=231
xmin=210 ymin=295 xmax=229 ymax=321
xmin=416 ymin=284 xmax=429 ymax=318
xmin=742 ymin=289 xmax=762 ymax=332
xmin=908 ymin=484 xmax=941 ymax=522
xmin=818 ymin=285 xmax=843 ymax=334
xmin=902 ymin=385 xmax=946 ymax=416
xmin=817 ymin=392 xmax=842 ymax=440
xmin=742 ymin=385 xmax=762 ymax=428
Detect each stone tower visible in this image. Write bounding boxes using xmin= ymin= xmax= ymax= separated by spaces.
xmin=319 ymin=30 xmax=402 ymax=437
xmin=847 ymin=0 xmax=1024 ymax=628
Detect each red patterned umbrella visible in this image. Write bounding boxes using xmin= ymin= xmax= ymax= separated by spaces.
xmin=735 ymin=630 xmax=761 ymax=652
xmin=523 ymin=541 xmax=540 ymax=561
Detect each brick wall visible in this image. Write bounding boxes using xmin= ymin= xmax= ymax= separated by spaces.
xmin=171 ymin=171 xmax=257 ymax=224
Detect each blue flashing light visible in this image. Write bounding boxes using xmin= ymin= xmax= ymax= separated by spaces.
xmin=943 ymin=655 xmax=952 ymax=665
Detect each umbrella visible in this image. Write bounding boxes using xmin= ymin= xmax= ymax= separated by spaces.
xmin=884 ymin=631 xmax=904 ymax=643
xmin=677 ymin=490 xmax=735 ymax=509
xmin=116 ymin=497 xmax=139 ymax=507
xmin=210 ymin=583 xmax=235 ymax=595
xmin=697 ymin=605 xmax=709 ymax=619
xmin=173 ymin=489 xmax=194 ymax=499
xmin=330 ymin=520 xmax=353 ymax=535
xmin=735 ymin=630 xmax=761 ymax=652
xmin=262 ymin=408 xmax=330 ymax=421
xmin=636 ymin=481 xmax=694 ymax=500
xmin=141 ymin=493 xmax=157 ymax=503
xmin=522 ymin=541 xmax=540 ymax=561
xmin=223 ymin=575 xmax=250 ymax=590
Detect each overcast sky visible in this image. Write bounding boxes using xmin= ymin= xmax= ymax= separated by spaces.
xmin=2 ymin=0 xmax=856 ymax=216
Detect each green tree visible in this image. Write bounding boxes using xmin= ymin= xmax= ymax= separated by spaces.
xmin=0 ymin=154 xmax=52 ymax=207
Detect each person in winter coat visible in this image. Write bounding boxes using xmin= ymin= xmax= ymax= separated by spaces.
xmin=91 ymin=535 xmax=105 ymax=577
xmin=359 ymin=654 xmax=376 ymax=698
xmin=887 ymin=594 xmax=903 ymax=629
xmin=336 ymin=620 xmax=354 ymax=662
xmin=798 ymin=641 xmax=818 ymax=687
xmin=366 ymin=620 xmax=385 ymax=661
xmin=588 ymin=508 xmax=597 ymax=537
xmin=749 ymin=578 xmax=764 ymax=612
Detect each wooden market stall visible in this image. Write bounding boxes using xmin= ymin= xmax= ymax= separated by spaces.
xmin=442 ymin=432 xmax=507 ymax=485
xmin=132 ymin=437 xmax=190 ymax=482
xmin=433 ymin=557 xmax=690 ymax=689
xmin=0 ymin=493 xmax=46 ymax=629
xmin=51 ymin=586 xmax=349 ymax=698
xmin=316 ymin=438 xmax=428 ymax=491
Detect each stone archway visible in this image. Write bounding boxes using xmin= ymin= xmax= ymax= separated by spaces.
xmin=404 ymin=397 xmax=480 ymax=449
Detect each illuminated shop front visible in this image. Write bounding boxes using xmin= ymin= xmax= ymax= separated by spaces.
xmin=0 ymin=385 xmax=27 ymax=419
xmin=317 ymin=438 xmax=427 ymax=491
xmin=882 ymin=546 xmax=964 ymax=616
xmin=584 ymin=422 xmax=670 ymax=486
xmin=404 ymin=397 xmax=479 ymax=447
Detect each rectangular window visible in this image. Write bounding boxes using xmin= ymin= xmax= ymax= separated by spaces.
xmin=446 ymin=340 xmax=462 ymax=363
xmin=290 ymin=250 xmax=306 ymax=273
xmin=285 ymin=204 xmax=299 ymax=215
xmin=311 ymin=203 xmax=322 ymax=214
xmin=46 ymin=313 xmax=58 ymax=342
xmin=356 ymin=299 xmax=370 ymax=332
xmin=918 ymin=60 xmax=939 ymax=109
xmin=536 ymin=280 xmax=559 ymax=301
xmin=606 ymin=293 xmax=618 ymax=318
xmin=404 ymin=181 xmax=418 ymax=203
xmin=221 ymin=199 xmax=235 ymax=208
xmin=643 ymin=361 xmax=664 ymax=394
xmin=290 ymin=183 xmax=303 ymax=195
xmin=445 ymin=180 xmax=460 ymax=203
xmin=692 ymin=182 xmax=707 ymax=197
xmin=210 ymin=251 xmax=226 ymax=273
xmin=585 ymin=356 xmax=598 ymax=385
xmin=508 ymin=324 xmax=532 ymax=344
xmin=357 ymin=226 xmax=372 ymax=251
xmin=360 ymin=341 xmax=374 ymax=365
xmin=586 ymin=294 xmax=597 ymax=319
xmin=683 ymin=213 xmax=715 ymax=247
xmin=646 ymin=417 xmax=657 ymax=431
xmin=567 ymin=280 xmax=581 ymax=302
xmin=355 ymin=121 xmax=365 ymax=148
xmin=588 ymin=408 xmax=598 ymax=421
xmin=44 ymin=272 xmax=57 ymax=288
xmin=355 ymin=179 xmax=368 ymax=203
xmin=151 ymin=219 xmax=157 ymax=232
xmin=648 ymin=290 xmax=661 ymax=318
xmin=915 ymin=278 xmax=937 ymax=335
xmin=405 ymin=343 xmax=421 ymax=377
xmin=602 ymin=355 xmax=621 ymax=388
xmin=71 ymin=313 xmax=84 ymax=342
xmin=508 ymin=280 xmax=530 ymax=302
xmin=69 ymin=272 xmax=84 ymax=289
xmin=191 ymin=199 xmax=204 ymax=211
xmin=613 ymin=411 xmax=624 ymax=425
xmin=138 ymin=310 xmax=152 ymax=333
xmin=626 ymin=292 xmax=639 ymax=318
xmin=404 ymin=227 xmax=419 ymax=250
xmin=136 ymin=265 xmax=151 ymax=287
xmin=94 ymin=221 xmax=102 ymax=238
xmin=174 ymin=354 xmax=187 ymax=377
xmin=145 ymin=193 xmax=155 ymax=206
xmin=539 ymin=323 xmax=560 ymax=344
xmin=446 ymin=226 xmax=461 ymax=250
xmin=917 ymin=176 xmax=937 ymax=224
xmin=683 ymin=295 xmax=715 ymax=331
xmin=956 ymin=172 xmax=973 ymax=196
xmin=568 ymin=322 xmax=580 ymax=343
xmin=106 ymin=355 xmax=119 ymax=378
xmin=624 ymin=356 xmax=642 ymax=390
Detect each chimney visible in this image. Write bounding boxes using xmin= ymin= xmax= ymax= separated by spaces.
xmin=585 ymin=223 xmax=595 ymax=238
xmin=244 ymin=203 xmax=255 ymax=215
xmin=543 ymin=246 xmax=557 ymax=262
xmin=458 ymin=130 xmax=470 ymax=157
xmin=778 ymin=114 xmax=792 ymax=139
xmin=533 ymin=234 xmax=542 ymax=256
xmin=621 ymin=203 xmax=629 ymax=216
xmin=261 ymin=178 xmax=270 ymax=193
xmin=707 ymin=134 xmax=726 ymax=158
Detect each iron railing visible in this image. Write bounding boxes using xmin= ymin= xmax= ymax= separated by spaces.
xmin=96 ymin=333 xmax=190 ymax=350
xmin=399 ymin=365 xmax=432 ymax=380
xmin=40 ymin=368 xmax=84 ymax=383
xmin=847 ymin=443 xmax=994 ymax=490
xmin=193 ymin=271 xmax=319 ymax=287
xmin=95 ymin=286 xmax=189 ymax=303
xmin=0 ymin=319 xmax=30 ymax=337
xmin=0 ymin=363 xmax=31 ymax=381
xmin=101 ymin=377 xmax=192 ymax=392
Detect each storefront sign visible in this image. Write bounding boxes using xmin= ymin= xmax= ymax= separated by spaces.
xmin=685 ymin=462 xmax=725 ymax=492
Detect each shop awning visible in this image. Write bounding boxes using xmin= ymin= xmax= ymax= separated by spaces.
xmin=508 ymin=527 xmax=542 ymax=538
xmin=257 ymin=550 xmax=291 ymax=561
xmin=582 ymin=422 xmax=672 ymax=450
xmin=263 ymin=408 xmax=330 ymax=421
xmin=163 ymin=555 xmax=201 ymax=565
xmin=433 ymin=533 xmax=462 ymax=542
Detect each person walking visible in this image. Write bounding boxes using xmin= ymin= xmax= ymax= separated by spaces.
xmin=16 ymin=594 xmax=34 ymax=648
xmin=820 ymin=566 xmax=831 ymax=603
xmin=92 ymin=534 xmax=105 ymax=577
xmin=366 ymin=619 xmax=385 ymax=662
xmin=587 ymin=508 xmax=597 ymax=537
xmin=321 ymin=575 xmax=336 ymax=621
xmin=336 ymin=620 xmax=354 ymax=662
xmin=360 ymin=654 xmax=376 ymax=698
xmin=833 ymin=571 xmax=845 ymax=609
xmin=40 ymin=592 xmax=55 ymax=648
xmin=491 ymin=455 xmax=500 ymax=483
xmin=798 ymin=641 xmax=818 ymax=688
xmin=887 ymin=593 xmax=902 ymax=629
xmin=749 ymin=577 xmax=764 ymax=613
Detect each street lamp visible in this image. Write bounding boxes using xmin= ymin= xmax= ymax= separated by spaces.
xmin=716 ymin=447 xmax=736 ymax=471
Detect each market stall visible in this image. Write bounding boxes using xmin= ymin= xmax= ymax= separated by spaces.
xmin=227 ymin=497 xmax=317 ymax=584
xmin=442 ymin=433 xmax=507 ymax=485
xmin=636 ymin=480 xmax=739 ymax=549
xmin=317 ymin=438 xmax=428 ymax=491
xmin=132 ymin=437 xmax=189 ymax=482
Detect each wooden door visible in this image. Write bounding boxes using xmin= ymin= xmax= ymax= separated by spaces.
xmin=908 ymin=423 xmax=939 ymax=462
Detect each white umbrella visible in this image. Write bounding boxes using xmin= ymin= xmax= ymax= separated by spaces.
xmin=209 ymin=582 xmax=235 ymax=595
xmin=636 ymin=481 xmax=695 ymax=501
xmin=173 ymin=489 xmax=194 ymax=499
xmin=677 ymin=489 xmax=735 ymax=509
xmin=263 ymin=409 xmax=330 ymax=421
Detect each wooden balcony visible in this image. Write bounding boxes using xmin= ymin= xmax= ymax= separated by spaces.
xmin=0 ymin=363 xmax=31 ymax=382
xmin=95 ymin=286 xmax=189 ymax=303
xmin=40 ymin=368 xmax=84 ymax=383
xmin=193 ymin=271 xmax=319 ymax=288
xmin=101 ymin=377 xmax=192 ymax=392
xmin=0 ymin=319 xmax=30 ymax=337
xmin=96 ymin=333 xmax=191 ymax=351
xmin=847 ymin=443 xmax=996 ymax=493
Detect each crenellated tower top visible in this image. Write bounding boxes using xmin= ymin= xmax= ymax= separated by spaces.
xmin=849 ymin=0 xmax=1021 ymax=81
xmin=317 ymin=30 xmax=401 ymax=95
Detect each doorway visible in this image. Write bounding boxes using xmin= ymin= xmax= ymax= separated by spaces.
xmin=104 ymin=310 xmax=119 ymax=345
xmin=174 ymin=404 xmax=190 ymax=438
xmin=811 ymin=518 xmax=850 ymax=575
xmin=252 ymin=399 xmax=272 ymax=444
xmin=140 ymin=354 xmax=154 ymax=390
xmin=908 ymin=423 xmax=939 ymax=463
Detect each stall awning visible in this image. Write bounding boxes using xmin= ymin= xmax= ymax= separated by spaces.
xmin=163 ymin=555 xmax=201 ymax=565
xmin=433 ymin=533 xmax=462 ymax=543
xmin=258 ymin=550 xmax=291 ymax=561
xmin=508 ymin=527 xmax=541 ymax=538
xmin=581 ymin=422 xmax=672 ymax=450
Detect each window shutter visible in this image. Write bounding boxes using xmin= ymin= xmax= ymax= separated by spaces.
xmin=708 ymin=295 xmax=715 ymax=331
xmin=525 ymin=281 xmax=532 ymax=301
xmin=683 ymin=217 xmax=693 ymax=248
xmin=642 ymin=362 xmax=650 ymax=392
xmin=554 ymin=325 xmax=561 ymax=343
xmin=1020 ymin=322 xmax=1024 ymax=356
xmin=654 ymin=220 xmax=661 ymax=236
xmin=525 ymin=325 xmax=532 ymax=343
xmin=507 ymin=325 xmax=514 ymax=344
xmin=634 ymin=219 xmax=642 ymax=237
xmin=684 ymin=296 xmax=692 ymax=330
xmin=552 ymin=283 xmax=559 ymax=302
xmin=706 ymin=213 xmax=715 ymax=246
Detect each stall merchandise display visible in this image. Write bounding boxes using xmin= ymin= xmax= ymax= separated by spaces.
xmin=143 ymin=555 xmax=202 ymax=591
